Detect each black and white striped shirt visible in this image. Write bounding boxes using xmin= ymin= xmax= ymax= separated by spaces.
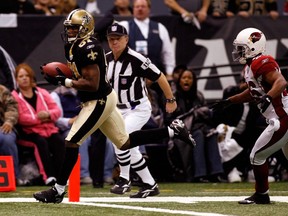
xmin=106 ymin=46 xmax=161 ymax=105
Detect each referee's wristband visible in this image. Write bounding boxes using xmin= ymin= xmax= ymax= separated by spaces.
xmin=166 ymin=97 xmax=176 ymax=103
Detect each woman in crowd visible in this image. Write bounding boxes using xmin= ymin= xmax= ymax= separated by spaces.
xmin=12 ymin=63 xmax=65 ymax=185
xmin=165 ymin=68 xmax=224 ymax=182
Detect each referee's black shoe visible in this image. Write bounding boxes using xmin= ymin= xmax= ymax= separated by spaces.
xmin=110 ymin=177 xmax=131 ymax=194
xmin=130 ymin=183 xmax=160 ymax=198
xmin=169 ymin=119 xmax=196 ymax=147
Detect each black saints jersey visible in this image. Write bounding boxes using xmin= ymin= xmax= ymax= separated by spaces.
xmin=64 ymin=36 xmax=112 ymax=102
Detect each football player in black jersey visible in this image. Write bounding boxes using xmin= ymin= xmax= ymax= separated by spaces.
xmin=33 ymin=9 xmax=195 ymax=204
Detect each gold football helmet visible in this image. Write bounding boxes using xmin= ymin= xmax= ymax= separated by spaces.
xmin=62 ymin=9 xmax=94 ymax=43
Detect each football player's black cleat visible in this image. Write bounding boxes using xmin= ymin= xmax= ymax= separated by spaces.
xmin=130 ymin=183 xmax=160 ymax=198
xmin=169 ymin=119 xmax=196 ymax=147
xmin=238 ymin=192 xmax=270 ymax=204
xmin=110 ymin=177 xmax=131 ymax=195
xmin=33 ymin=186 xmax=66 ymax=204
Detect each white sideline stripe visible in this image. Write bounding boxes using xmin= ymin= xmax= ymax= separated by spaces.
xmin=77 ymin=196 xmax=288 ymax=203
xmin=1 ymin=196 xmax=288 ymax=203
xmin=68 ymin=202 xmax=231 ymax=216
xmin=0 ymin=196 xmax=288 ymax=204
xmin=1 ymin=197 xmax=288 ymax=216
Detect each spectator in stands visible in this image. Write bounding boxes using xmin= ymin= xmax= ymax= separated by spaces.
xmin=170 ymin=64 xmax=187 ymax=94
xmin=164 ymin=0 xmax=210 ymax=23
xmin=77 ymin=0 xmax=101 ymax=15
xmin=0 ymin=84 xmax=27 ymax=186
xmin=0 ymin=46 xmax=17 ymax=91
xmin=118 ymin=0 xmax=175 ymax=79
xmin=209 ymin=0 xmax=231 ymax=18
xmin=109 ymin=0 xmax=133 ymax=16
xmin=0 ymin=0 xmax=39 ymax=14
xmin=227 ymin=0 xmax=279 ymax=20
xmin=12 ymin=63 xmax=65 ymax=186
xmin=165 ymin=68 xmax=224 ymax=182
xmin=0 ymin=0 xmax=63 ymax=14
xmin=34 ymin=0 xmax=55 ymax=15
xmin=50 ymin=0 xmax=79 ymax=15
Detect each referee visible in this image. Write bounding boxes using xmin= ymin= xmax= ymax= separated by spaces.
xmin=106 ymin=23 xmax=176 ymax=198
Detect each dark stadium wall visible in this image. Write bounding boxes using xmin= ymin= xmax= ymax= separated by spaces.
xmin=1 ymin=15 xmax=288 ymax=100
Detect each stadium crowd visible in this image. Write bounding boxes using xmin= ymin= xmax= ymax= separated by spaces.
xmin=0 ymin=0 xmax=287 ymax=17
xmin=0 ymin=0 xmax=288 ymax=192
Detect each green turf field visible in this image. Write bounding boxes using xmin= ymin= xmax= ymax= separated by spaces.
xmin=1 ymin=182 xmax=288 ymax=216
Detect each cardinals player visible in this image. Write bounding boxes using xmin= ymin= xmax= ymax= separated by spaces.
xmin=212 ymin=27 xmax=288 ymax=204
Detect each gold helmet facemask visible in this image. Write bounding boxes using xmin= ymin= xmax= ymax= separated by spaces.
xmin=62 ymin=9 xmax=95 ymax=43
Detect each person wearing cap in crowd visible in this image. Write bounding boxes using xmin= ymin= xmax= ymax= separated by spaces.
xmin=119 ymin=0 xmax=175 ymax=80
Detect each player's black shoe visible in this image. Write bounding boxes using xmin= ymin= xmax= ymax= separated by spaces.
xmin=33 ymin=186 xmax=66 ymax=203
xmin=169 ymin=119 xmax=196 ymax=147
xmin=238 ymin=192 xmax=270 ymax=204
xmin=110 ymin=177 xmax=131 ymax=195
xmin=130 ymin=183 xmax=160 ymax=198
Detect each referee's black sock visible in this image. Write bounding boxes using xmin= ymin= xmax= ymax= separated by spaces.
xmin=128 ymin=127 xmax=169 ymax=148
